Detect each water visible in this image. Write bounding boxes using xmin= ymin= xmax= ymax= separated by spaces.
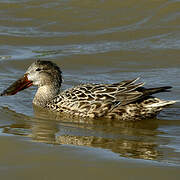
xmin=0 ymin=0 xmax=180 ymax=179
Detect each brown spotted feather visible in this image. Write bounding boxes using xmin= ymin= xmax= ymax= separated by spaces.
xmin=46 ymin=78 xmax=170 ymax=120
xmin=2 ymin=60 xmax=174 ymax=121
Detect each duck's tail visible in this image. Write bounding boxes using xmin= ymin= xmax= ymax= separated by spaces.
xmin=139 ymin=86 xmax=177 ymax=108
xmin=144 ymin=99 xmax=176 ymax=108
xmin=137 ymin=86 xmax=172 ymax=96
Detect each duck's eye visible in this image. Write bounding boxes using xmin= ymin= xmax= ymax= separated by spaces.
xmin=36 ymin=68 xmax=41 ymax=71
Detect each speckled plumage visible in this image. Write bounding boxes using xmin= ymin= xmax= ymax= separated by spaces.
xmin=45 ymin=79 xmax=175 ymax=121
xmin=1 ymin=60 xmax=176 ymax=121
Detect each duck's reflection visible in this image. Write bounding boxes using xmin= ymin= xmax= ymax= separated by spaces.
xmin=0 ymin=105 xmax=161 ymax=160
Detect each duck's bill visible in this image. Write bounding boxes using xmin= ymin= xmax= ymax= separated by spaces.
xmin=0 ymin=74 xmax=33 ymax=96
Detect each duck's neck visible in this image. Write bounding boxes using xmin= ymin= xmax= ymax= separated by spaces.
xmin=33 ymin=84 xmax=60 ymax=107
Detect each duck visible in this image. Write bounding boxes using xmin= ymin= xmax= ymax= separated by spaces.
xmin=0 ymin=60 xmax=176 ymax=121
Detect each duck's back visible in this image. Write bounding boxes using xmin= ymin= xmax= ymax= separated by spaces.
xmin=46 ymin=78 xmax=175 ymax=121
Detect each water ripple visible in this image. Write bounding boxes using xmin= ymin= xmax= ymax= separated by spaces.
xmin=1 ymin=32 xmax=180 ymax=61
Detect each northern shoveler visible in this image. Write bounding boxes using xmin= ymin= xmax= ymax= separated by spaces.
xmin=0 ymin=60 xmax=176 ymax=121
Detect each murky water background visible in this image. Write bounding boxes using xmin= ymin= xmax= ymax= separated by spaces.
xmin=0 ymin=0 xmax=180 ymax=179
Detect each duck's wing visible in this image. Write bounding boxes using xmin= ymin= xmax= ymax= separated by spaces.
xmin=58 ymin=78 xmax=144 ymax=107
xmin=107 ymin=78 xmax=172 ymax=106
xmin=109 ymin=78 xmax=144 ymax=105
xmin=49 ymin=78 xmax=172 ymax=117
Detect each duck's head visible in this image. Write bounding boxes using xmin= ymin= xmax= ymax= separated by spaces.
xmin=0 ymin=60 xmax=62 ymax=96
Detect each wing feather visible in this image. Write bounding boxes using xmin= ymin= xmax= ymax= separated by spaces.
xmin=59 ymin=78 xmax=145 ymax=106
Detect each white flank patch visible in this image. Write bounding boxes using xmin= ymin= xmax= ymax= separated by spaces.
xmin=145 ymin=100 xmax=176 ymax=108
